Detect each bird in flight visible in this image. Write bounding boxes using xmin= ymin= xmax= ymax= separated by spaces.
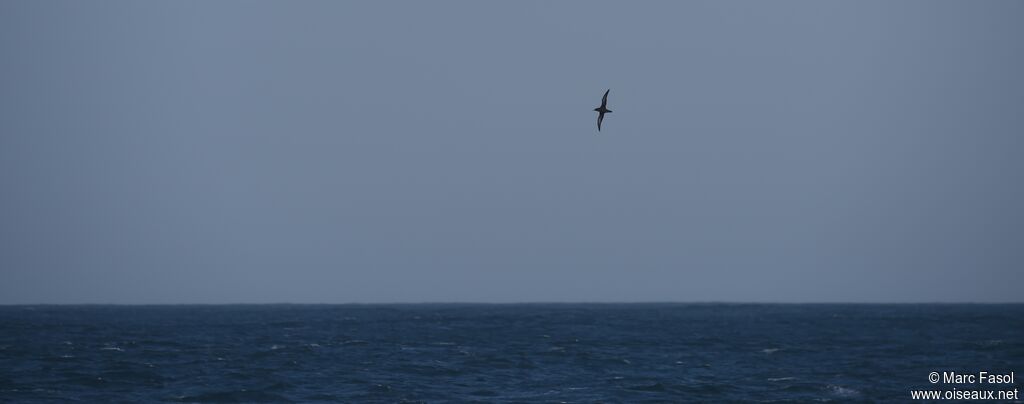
xmin=593 ymin=89 xmax=612 ymax=131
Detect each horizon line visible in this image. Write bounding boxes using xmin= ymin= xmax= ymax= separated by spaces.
xmin=2 ymin=300 xmax=1022 ymax=306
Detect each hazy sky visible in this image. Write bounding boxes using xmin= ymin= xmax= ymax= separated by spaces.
xmin=1 ymin=1 xmax=1022 ymax=304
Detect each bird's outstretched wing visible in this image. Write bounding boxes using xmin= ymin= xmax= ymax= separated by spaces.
xmin=597 ymin=112 xmax=605 ymax=131
xmin=601 ymin=89 xmax=610 ymax=108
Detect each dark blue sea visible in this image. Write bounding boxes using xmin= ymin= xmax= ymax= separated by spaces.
xmin=1 ymin=304 xmax=1021 ymax=402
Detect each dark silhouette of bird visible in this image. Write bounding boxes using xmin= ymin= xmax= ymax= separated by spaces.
xmin=593 ymin=89 xmax=612 ymax=131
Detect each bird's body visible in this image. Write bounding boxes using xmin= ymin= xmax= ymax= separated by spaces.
xmin=594 ymin=89 xmax=612 ymax=131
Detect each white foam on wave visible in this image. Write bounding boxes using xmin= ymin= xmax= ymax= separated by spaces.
xmin=979 ymin=339 xmax=1003 ymax=347
xmin=826 ymin=384 xmax=860 ymax=397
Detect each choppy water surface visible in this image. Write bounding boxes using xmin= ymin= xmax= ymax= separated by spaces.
xmin=1 ymin=304 xmax=1021 ymax=402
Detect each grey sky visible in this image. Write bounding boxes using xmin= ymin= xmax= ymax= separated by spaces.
xmin=1 ymin=1 xmax=1022 ymax=304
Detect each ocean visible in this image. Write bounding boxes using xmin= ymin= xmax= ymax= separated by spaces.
xmin=1 ymin=304 xmax=1021 ymax=402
